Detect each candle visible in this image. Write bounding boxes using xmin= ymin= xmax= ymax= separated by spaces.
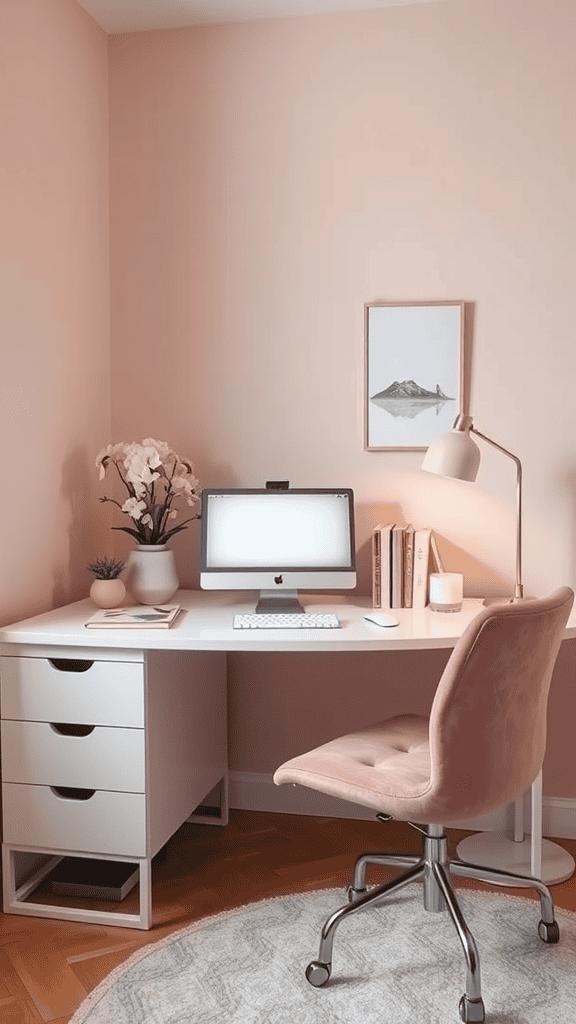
xmin=429 ymin=572 xmax=464 ymax=612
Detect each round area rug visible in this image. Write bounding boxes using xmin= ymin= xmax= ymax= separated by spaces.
xmin=69 ymin=888 xmax=576 ymax=1024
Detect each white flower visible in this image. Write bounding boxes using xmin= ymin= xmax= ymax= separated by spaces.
xmin=122 ymin=497 xmax=147 ymax=521
xmin=97 ymin=437 xmax=199 ymax=544
xmin=95 ymin=442 xmax=129 ymax=480
xmin=124 ymin=444 xmax=162 ymax=496
xmin=172 ymin=474 xmax=196 ymax=493
xmin=174 ymin=458 xmax=196 ymax=478
xmin=142 ymin=438 xmax=175 ymax=464
xmin=171 ymin=474 xmax=200 ymax=505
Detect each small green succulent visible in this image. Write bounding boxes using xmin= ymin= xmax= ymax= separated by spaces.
xmin=87 ymin=556 xmax=126 ymax=580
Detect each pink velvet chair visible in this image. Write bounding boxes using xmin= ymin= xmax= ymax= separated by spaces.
xmin=274 ymin=587 xmax=574 ymax=1023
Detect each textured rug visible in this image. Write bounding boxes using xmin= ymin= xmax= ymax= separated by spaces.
xmin=70 ymin=887 xmax=576 ymax=1024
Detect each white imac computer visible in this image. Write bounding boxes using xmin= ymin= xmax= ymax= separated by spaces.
xmin=200 ymin=487 xmax=356 ymax=613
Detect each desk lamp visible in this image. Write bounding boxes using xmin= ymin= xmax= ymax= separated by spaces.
xmin=421 ymin=415 xmax=575 ymax=884
xmin=421 ymin=413 xmax=523 ymax=601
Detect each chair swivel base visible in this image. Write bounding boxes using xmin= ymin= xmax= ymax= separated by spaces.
xmin=305 ymin=826 xmax=560 ymax=1023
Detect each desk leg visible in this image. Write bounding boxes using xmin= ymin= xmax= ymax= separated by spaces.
xmin=139 ymin=857 xmax=152 ymax=928
xmin=187 ymin=774 xmax=229 ymax=827
xmin=2 ymin=846 xmax=154 ymax=928
xmin=456 ymin=772 xmax=574 ymax=885
xmin=530 ymin=771 xmax=542 ymax=880
xmin=514 ymin=793 xmax=524 ymax=842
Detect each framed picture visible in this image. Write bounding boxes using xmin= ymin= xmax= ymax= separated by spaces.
xmin=364 ymin=300 xmax=464 ymax=451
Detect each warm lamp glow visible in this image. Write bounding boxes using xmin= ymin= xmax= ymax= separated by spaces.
xmin=421 ymin=414 xmax=524 ymax=601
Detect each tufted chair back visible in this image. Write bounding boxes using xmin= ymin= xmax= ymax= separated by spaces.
xmin=422 ymin=587 xmax=573 ymax=823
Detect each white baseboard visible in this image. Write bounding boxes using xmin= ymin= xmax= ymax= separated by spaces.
xmin=542 ymin=796 xmax=576 ymax=841
xmin=229 ymin=771 xmax=576 ymax=840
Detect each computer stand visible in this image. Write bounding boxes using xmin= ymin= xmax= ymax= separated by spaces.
xmin=255 ymin=590 xmax=305 ymax=613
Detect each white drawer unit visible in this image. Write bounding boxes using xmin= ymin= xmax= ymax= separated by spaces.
xmin=1 ymin=720 xmax=146 ymax=792
xmin=2 ymin=783 xmax=147 ymax=856
xmin=0 ymin=655 xmax=145 ymax=727
xmin=0 ymin=644 xmax=228 ymax=929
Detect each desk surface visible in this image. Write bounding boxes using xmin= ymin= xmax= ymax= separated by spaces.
xmin=3 ymin=591 xmax=574 ymax=654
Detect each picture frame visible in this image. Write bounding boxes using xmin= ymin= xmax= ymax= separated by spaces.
xmin=364 ymin=300 xmax=464 ymax=451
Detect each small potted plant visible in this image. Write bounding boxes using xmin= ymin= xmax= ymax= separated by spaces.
xmin=88 ymin=556 xmax=126 ymax=609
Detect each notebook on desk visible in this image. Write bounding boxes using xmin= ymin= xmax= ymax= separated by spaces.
xmin=85 ymin=604 xmax=181 ymax=628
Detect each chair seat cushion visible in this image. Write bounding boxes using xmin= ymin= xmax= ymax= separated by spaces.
xmin=275 ymin=590 xmax=574 ymax=825
xmin=273 ymin=715 xmax=432 ymax=819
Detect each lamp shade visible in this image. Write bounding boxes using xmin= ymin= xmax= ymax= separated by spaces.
xmin=421 ymin=428 xmax=481 ymax=482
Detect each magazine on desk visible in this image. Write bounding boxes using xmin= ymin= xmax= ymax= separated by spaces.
xmin=85 ymin=604 xmax=181 ymax=628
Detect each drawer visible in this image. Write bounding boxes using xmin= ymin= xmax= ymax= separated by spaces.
xmin=2 ymin=783 xmax=147 ymax=857
xmin=1 ymin=720 xmax=145 ymax=792
xmin=0 ymin=656 xmax=144 ymax=727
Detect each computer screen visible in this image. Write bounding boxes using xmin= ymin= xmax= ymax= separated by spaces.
xmin=200 ymin=488 xmax=356 ymax=612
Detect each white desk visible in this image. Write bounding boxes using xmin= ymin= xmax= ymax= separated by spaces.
xmin=0 ymin=591 xmax=493 ymax=652
xmin=1 ymin=591 xmax=574 ymax=929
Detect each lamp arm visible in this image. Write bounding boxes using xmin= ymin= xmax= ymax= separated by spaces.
xmin=470 ymin=428 xmax=523 ymax=600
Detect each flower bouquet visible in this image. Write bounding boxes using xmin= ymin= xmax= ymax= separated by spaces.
xmin=96 ymin=439 xmax=200 ymax=545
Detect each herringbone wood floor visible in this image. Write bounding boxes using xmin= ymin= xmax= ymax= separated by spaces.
xmin=2 ymin=810 xmax=576 ymax=1023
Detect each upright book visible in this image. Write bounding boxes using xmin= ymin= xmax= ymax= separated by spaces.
xmin=412 ymin=528 xmax=431 ymax=610
xmin=372 ymin=524 xmax=383 ymax=608
xmin=403 ymin=524 xmax=415 ymax=608
xmin=391 ymin=525 xmax=405 ymax=608
xmin=430 ymin=530 xmax=445 ymax=574
xmin=379 ymin=523 xmax=395 ymax=609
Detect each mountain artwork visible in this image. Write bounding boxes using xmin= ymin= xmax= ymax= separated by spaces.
xmin=370 ymin=379 xmax=455 ymax=420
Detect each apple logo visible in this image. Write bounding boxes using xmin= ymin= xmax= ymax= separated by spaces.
xmin=274 ymin=575 xmax=283 ymax=584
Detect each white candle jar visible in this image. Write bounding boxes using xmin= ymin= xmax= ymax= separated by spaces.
xmin=429 ymin=572 xmax=464 ymax=613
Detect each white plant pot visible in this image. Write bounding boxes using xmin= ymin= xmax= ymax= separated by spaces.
xmin=127 ymin=545 xmax=179 ymax=605
xmin=90 ymin=578 xmax=126 ymax=609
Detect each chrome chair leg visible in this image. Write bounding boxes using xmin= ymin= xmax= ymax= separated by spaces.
xmin=432 ymin=862 xmax=485 ymax=1022
xmin=449 ymin=858 xmax=559 ymax=941
xmin=306 ymin=825 xmax=558 ymax=1023
xmin=306 ymin=861 xmax=426 ymax=987
xmin=350 ymin=851 xmax=421 ymax=898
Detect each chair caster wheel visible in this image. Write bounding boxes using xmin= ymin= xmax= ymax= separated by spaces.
xmin=538 ymin=919 xmax=560 ymax=943
xmin=305 ymin=961 xmax=331 ymax=987
xmin=346 ymin=885 xmax=367 ymax=903
xmin=459 ymin=995 xmax=485 ymax=1022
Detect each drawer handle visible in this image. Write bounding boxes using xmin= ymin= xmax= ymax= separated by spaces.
xmin=48 ymin=658 xmax=94 ymax=673
xmin=50 ymin=786 xmax=96 ymax=801
xmin=50 ymin=723 xmax=95 ymax=737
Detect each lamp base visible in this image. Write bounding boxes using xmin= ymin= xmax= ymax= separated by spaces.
xmin=456 ymin=832 xmax=575 ymax=886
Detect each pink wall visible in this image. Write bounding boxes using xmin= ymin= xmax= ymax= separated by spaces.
xmin=1 ymin=0 xmax=110 ymax=625
xmin=108 ymin=0 xmax=576 ymax=799
xmin=2 ymin=1 xmax=574 ymax=808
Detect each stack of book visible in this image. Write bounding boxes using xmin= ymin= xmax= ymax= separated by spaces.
xmin=371 ymin=524 xmax=444 ymax=610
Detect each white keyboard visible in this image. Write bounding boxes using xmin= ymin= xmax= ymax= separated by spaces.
xmin=233 ymin=613 xmax=341 ymax=629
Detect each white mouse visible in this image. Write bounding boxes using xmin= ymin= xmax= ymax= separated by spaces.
xmin=363 ymin=612 xmax=399 ymax=628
